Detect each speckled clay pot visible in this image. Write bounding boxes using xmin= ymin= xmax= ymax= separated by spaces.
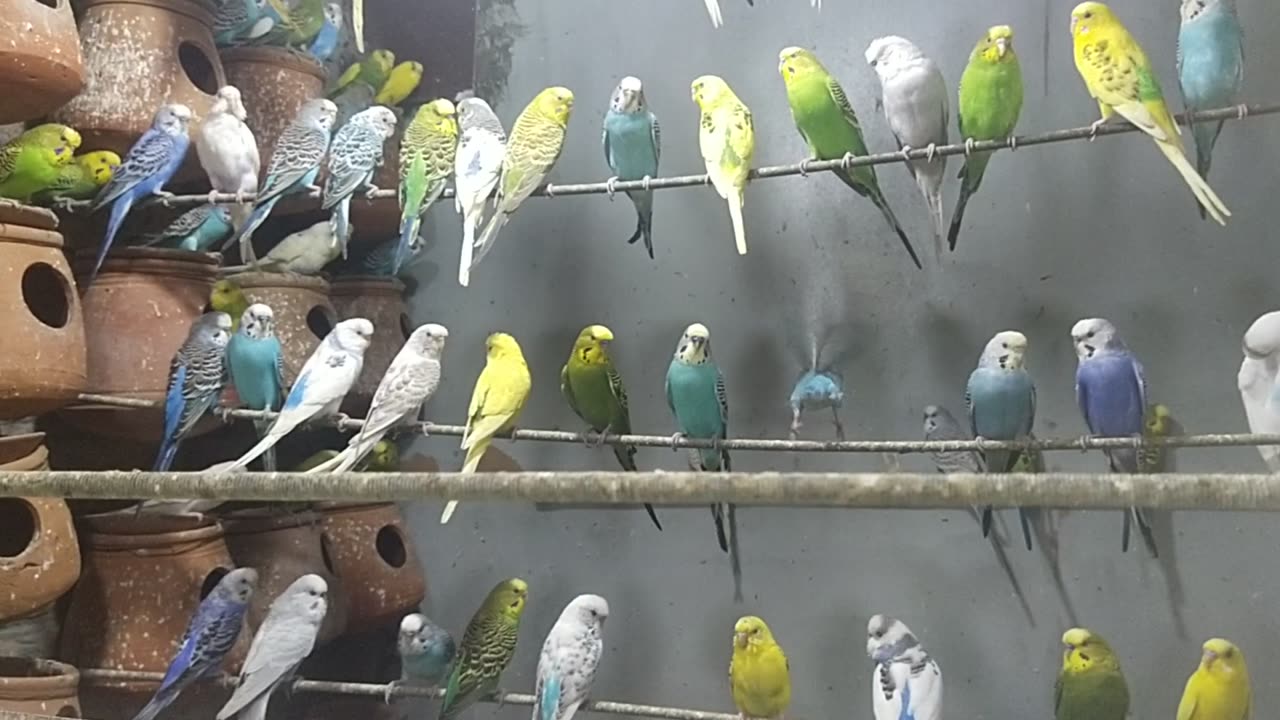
xmin=220 ymin=46 xmax=324 ymax=175
xmin=0 ymin=204 xmax=86 ymax=419
xmin=0 ymin=657 xmax=81 ymax=717
xmin=229 ymin=271 xmax=337 ymax=386
xmin=0 ymin=0 xmax=85 ymax=124
xmin=315 ymin=503 xmax=424 ymax=633
xmin=328 ymin=276 xmax=409 ymax=415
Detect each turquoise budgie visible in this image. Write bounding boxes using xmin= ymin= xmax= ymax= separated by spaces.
xmin=226 ymin=304 xmax=285 ymax=472
xmin=603 ymin=76 xmax=661 ymax=259
xmin=1177 ymin=0 xmax=1243 ymax=211
xmin=141 ymin=204 xmax=234 ymax=251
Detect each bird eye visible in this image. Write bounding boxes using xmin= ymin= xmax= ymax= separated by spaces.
xmin=1084 ymin=11 xmax=1092 ymax=18
xmin=874 ymin=629 xmax=884 ymax=638
xmin=870 ymin=59 xmax=878 ymax=67
xmin=1001 ymin=342 xmax=1008 ymax=349
xmin=1086 ymin=331 xmax=1095 ymax=339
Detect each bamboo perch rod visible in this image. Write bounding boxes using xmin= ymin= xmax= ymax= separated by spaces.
xmin=4 ymin=470 xmax=1280 ymax=510
xmin=53 ymin=102 xmax=1279 ymax=212
xmin=70 ymin=392 xmax=1280 ymax=454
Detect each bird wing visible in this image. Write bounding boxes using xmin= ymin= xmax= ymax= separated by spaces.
xmin=714 ymin=367 xmax=729 ymax=438
xmin=93 ymin=130 xmax=171 ymax=209
xmin=1081 ymin=31 xmax=1174 ymax=142
xmin=1175 ymin=676 xmax=1197 ymax=720
xmin=650 ymin=112 xmax=662 ymax=166
xmin=560 ymin=363 xmax=581 ymax=419
xmin=324 ymin=124 xmax=382 ymax=208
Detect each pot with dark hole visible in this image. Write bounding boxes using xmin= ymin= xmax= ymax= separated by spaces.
xmin=0 ymin=0 xmax=85 ymax=124
xmin=0 ymin=657 xmax=81 ymax=717
xmin=315 ymin=502 xmax=424 ymax=633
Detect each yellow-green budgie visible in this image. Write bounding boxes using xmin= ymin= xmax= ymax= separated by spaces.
xmin=210 ymin=279 xmax=250 ymax=331
xmin=441 ymin=332 xmax=532 ymax=524
xmin=294 ymin=440 xmax=397 ymax=471
xmin=1069 ymin=1 xmax=1229 ymax=224
xmin=1176 ymin=638 xmax=1251 ymax=720
xmin=439 ymin=578 xmax=528 ymax=720
xmin=0 ymin=124 xmax=82 ymax=202
xmin=32 ymin=150 xmax=121 ymax=207
xmin=375 ymin=61 xmax=424 ymax=107
xmin=1139 ymin=403 xmax=1175 ymax=473
xmin=692 ymin=75 xmax=754 ymax=255
xmin=469 ymin=87 xmax=573 ymax=281
xmin=331 ymin=49 xmax=396 ymax=96
xmin=397 ymin=98 xmax=457 ymax=274
xmin=729 ymin=616 xmax=790 ymax=720
xmin=1055 ymin=627 xmax=1129 ymax=720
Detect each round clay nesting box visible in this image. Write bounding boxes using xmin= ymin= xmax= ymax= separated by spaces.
xmin=315 ymin=502 xmax=424 ymax=634
xmin=229 ymin=271 xmax=337 ymax=386
xmin=0 ymin=0 xmax=85 ymax=124
xmin=60 ymin=247 xmax=218 ymax=442
xmin=0 ymin=657 xmax=80 ymax=717
xmin=328 ymin=276 xmax=409 ymax=415
xmin=0 ymin=203 xmax=87 ymax=419
xmin=220 ymin=46 xmax=324 ymax=177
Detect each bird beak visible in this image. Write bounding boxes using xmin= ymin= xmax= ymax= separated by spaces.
xmin=995 ymin=38 xmax=1008 ymax=58
xmin=1202 ymin=649 xmax=1218 ymax=665
xmin=1070 ymin=16 xmax=1079 ymax=34
xmin=735 ymin=632 xmax=749 ymax=648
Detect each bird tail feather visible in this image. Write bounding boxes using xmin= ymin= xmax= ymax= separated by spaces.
xmin=625 ymin=190 xmax=655 ymax=259
xmin=727 ymin=191 xmax=747 ymax=255
xmin=458 ymin=213 xmax=478 ymax=287
xmin=224 ymin=197 xmax=277 ymax=253
xmin=87 ymin=195 xmax=134 ymax=289
xmin=870 ymin=187 xmax=920 ymax=268
xmin=396 ymin=214 xmax=421 ymax=276
xmin=727 ymin=503 xmax=743 ymax=602
xmin=469 ymin=211 xmax=508 ymax=275
xmin=947 ymin=183 xmax=974 ymax=253
xmin=129 ymin=690 xmax=173 ymax=720
xmin=221 ymin=430 xmax=285 ymax=474
xmin=1133 ymin=507 xmax=1158 ymax=558
xmin=917 ymin=172 xmax=946 ymax=259
xmin=1018 ymin=508 xmax=1034 ymax=551
xmin=704 ymin=0 xmax=723 ymax=27
xmin=1155 ymin=137 xmax=1229 ymax=225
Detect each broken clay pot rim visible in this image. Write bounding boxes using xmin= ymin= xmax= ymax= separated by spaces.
xmin=220 ymin=45 xmax=326 ymax=81
xmin=0 ymin=658 xmax=79 ymax=700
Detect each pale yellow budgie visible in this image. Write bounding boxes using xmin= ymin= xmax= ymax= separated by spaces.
xmin=729 ymin=616 xmax=791 ymax=720
xmin=1069 ymin=1 xmax=1229 ymax=224
xmin=441 ymin=332 xmax=532 ymax=524
xmin=1176 ymin=638 xmax=1250 ymax=720
xmin=691 ymin=75 xmax=754 ymax=255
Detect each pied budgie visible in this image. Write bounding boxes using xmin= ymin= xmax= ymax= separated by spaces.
xmin=88 ymin=104 xmax=192 ymax=286
xmin=154 ymin=312 xmax=232 ymax=472
xmin=222 ymin=219 xmax=340 ymax=275
xmin=1070 ymin=2 xmax=1229 ymax=224
xmin=32 ymin=150 xmax=119 ymax=208
xmin=306 ymin=3 xmax=342 ymax=62
xmin=1237 ymin=310 xmax=1280 ymax=472
xmin=439 ymin=578 xmax=528 ymax=720
xmin=197 ymin=86 xmax=259 ymax=253
xmin=1178 ymin=0 xmax=1243 ymax=203
xmin=0 ymin=123 xmax=81 ymax=202
xmin=131 ymin=568 xmax=258 ymax=720
xmin=1055 ymin=627 xmax=1129 ymax=720
xmin=866 ymin=36 xmax=949 ymax=257
xmin=397 ymin=99 xmax=457 ymax=274
xmin=387 ymin=612 xmax=455 ymax=702
xmin=470 ymin=87 xmax=574 ymax=280
xmin=666 ymin=323 xmax=741 ymax=601
xmin=602 ymin=76 xmax=661 ymax=259
xmin=216 ymin=574 xmax=327 ymax=720
xmin=788 ymin=369 xmax=845 ymax=441
xmin=213 ymin=0 xmax=272 ymax=45
xmin=226 ymin=304 xmax=285 ymax=472
xmin=923 ymin=404 xmax=984 ymax=473
xmin=867 ymin=614 xmax=942 ymax=720
xmin=1176 ymin=638 xmax=1251 ymax=720
xmin=375 ymin=61 xmax=424 ymax=107
xmin=1071 ymin=317 xmax=1158 ymax=556
xmin=729 ymin=616 xmax=791 ymax=720
xmin=454 ymin=93 xmax=506 ymax=287
xmin=141 ymin=204 xmax=234 ymax=251
xmin=308 ymin=323 xmax=446 ymax=474
xmin=219 ymin=318 xmax=373 ymax=473
xmin=778 ymin=47 xmax=920 ymax=268
xmin=533 ymin=595 xmax=607 ymax=720
xmin=691 ymin=75 xmax=753 ymax=255
xmin=324 ymin=105 xmax=398 ymax=256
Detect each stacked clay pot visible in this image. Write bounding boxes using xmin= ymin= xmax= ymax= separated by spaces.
xmin=230 ymin=271 xmax=338 ymax=385
xmin=0 ymin=0 xmax=84 ymax=124
xmin=328 ymin=276 xmax=410 ymax=415
xmin=0 ymin=658 xmax=81 ymax=717
xmin=220 ymin=46 xmax=325 ymax=173
xmin=316 ymin=503 xmax=425 ymax=633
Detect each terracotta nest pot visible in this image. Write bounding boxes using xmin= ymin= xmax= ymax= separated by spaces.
xmin=328 ymin=276 xmax=409 ymax=415
xmin=229 ymin=271 xmax=337 ymax=386
xmin=315 ymin=503 xmax=424 ymax=634
xmin=0 ymin=657 xmax=80 ymax=717
xmin=60 ymin=247 xmax=218 ymax=443
xmin=220 ymin=46 xmax=324 ymax=178
xmin=0 ymin=203 xmax=87 ymax=419
xmin=0 ymin=0 xmax=85 ymax=124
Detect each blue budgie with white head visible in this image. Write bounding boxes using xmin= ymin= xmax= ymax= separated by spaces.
xmin=534 ymin=594 xmax=608 ymax=720
xmin=324 ymin=105 xmax=398 ymax=257
xmin=307 ymin=3 xmax=343 ymax=62
xmin=1177 ymin=0 xmax=1243 ymax=202
xmin=131 ymin=568 xmax=258 ymax=720
xmin=602 ymin=76 xmax=660 ymax=259
xmin=454 ymin=93 xmax=506 ymax=287
xmin=866 ymin=614 xmax=942 ymax=720
xmin=788 ymin=369 xmax=844 ymax=441
xmin=386 ymin=612 xmax=456 ymax=702
xmin=1072 ymin=317 xmax=1158 ymax=557
xmin=227 ymin=304 xmax=285 ymax=471
xmin=154 ymin=312 xmax=232 ymax=472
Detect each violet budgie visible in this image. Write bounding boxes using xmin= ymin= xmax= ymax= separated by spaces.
xmin=307 ymin=3 xmax=343 ymax=62
xmin=154 ymin=312 xmax=232 ymax=472
xmin=323 ymin=104 xmax=398 ymax=257
xmin=1177 ymin=0 xmax=1243 ymax=206
xmin=867 ymin=614 xmax=942 ymax=720
xmin=534 ymin=595 xmax=608 ymax=720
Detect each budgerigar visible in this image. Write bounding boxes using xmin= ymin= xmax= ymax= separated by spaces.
xmin=32 ymin=150 xmax=120 ymax=207
xmin=375 ymin=61 xmax=424 ymax=107
xmin=729 ymin=616 xmax=790 ymax=720
xmin=293 ymin=445 xmax=395 ymax=472
xmin=330 ymin=233 xmax=424 ymax=277
xmin=1055 ymin=627 xmax=1129 ymax=720
xmin=1071 ymin=317 xmax=1158 ymax=556
xmin=470 ymin=87 xmax=574 ymax=279
xmin=534 ymin=595 xmax=608 ymax=720
xmin=213 ymin=0 xmax=272 ymax=46
xmin=154 ymin=312 xmax=233 ymax=472
xmin=1070 ymin=2 xmax=1230 ymax=224
xmin=788 ymin=369 xmax=845 ymax=441
xmin=923 ymin=404 xmax=984 ymax=473
xmin=308 ymin=323 xmax=446 ymax=474
xmin=130 ymin=568 xmax=258 ymax=720
xmin=439 ymin=578 xmax=528 ymax=720
xmin=705 ymin=0 xmax=821 ymax=28
xmin=0 ymin=123 xmax=81 ymax=202
xmin=331 ymin=49 xmax=396 ymax=97
xmin=950 ymin=25 xmax=1023 ymax=252
xmin=197 ymin=86 xmax=260 ymax=252
xmin=867 ymin=614 xmax=942 ymax=720
xmin=666 ymin=323 xmax=741 ymax=601
xmin=454 ymin=93 xmax=506 ymax=286
xmin=262 ymin=0 xmax=326 ymax=47
xmin=386 ymin=612 xmax=455 ymax=703
xmin=866 ymin=36 xmax=949 ymax=257
xmin=216 ymin=574 xmax=328 ymax=720
xmin=561 ymin=325 xmax=661 ymax=530
xmin=1178 ymin=0 xmax=1243 ymax=210
xmin=226 ymin=304 xmax=285 ymax=471
xmin=602 ymin=76 xmax=661 ymax=259
xmin=442 ymin=332 xmax=531 ymax=524
xmin=324 ymin=105 xmax=398 ymax=256
xmin=1139 ymin=403 xmax=1176 ymax=473
xmin=222 ymin=219 xmax=340 ymax=275
xmin=211 ymin=279 xmax=250 ymax=331
xmin=219 ymin=318 xmax=373 ymax=473
xmin=1176 ymin=638 xmax=1251 ymax=720
xmin=691 ymin=75 xmax=753 ymax=256
xmin=397 ymin=99 xmax=457 ymax=274
xmin=141 ymin=205 xmax=234 ymax=251
xmin=778 ymin=47 xmax=920 ymax=268
xmin=306 ymin=2 xmax=342 ymax=62
xmin=1237 ymin=310 xmax=1280 ymax=472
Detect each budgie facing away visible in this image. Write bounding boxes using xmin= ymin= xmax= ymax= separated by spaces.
xmin=324 ymin=105 xmax=399 ymax=256
xmin=375 ymin=61 xmax=424 ymax=107
xmin=154 ymin=312 xmax=232 ymax=472
xmin=0 ymin=123 xmax=81 ymax=202
xmin=1055 ymin=627 xmax=1129 ymax=720
xmin=691 ymin=75 xmax=754 ymax=256
xmin=534 ymin=595 xmax=608 ymax=720
xmin=788 ymin=368 xmax=845 ymax=441
xmin=1177 ymin=0 xmax=1244 ymax=209
xmin=1175 ymin=638 xmax=1251 ymax=720
xmin=729 ymin=616 xmax=790 ymax=720
xmin=454 ymin=93 xmax=506 ymax=286
xmin=387 ymin=612 xmax=455 ymax=703
xmin=398 ymin=99 xmax=457 ymax=275
xmin=602 ymin=76 xmax=661 ymax=259
xmin=226 ymin=304 xmax=286 ymax=472
xmin=141 ymin=204 xmax=234 ymax=251
xmin=867 ymin=614 xmax=942 ymax=720
xmin=439 ymin=578 xmax=528 ymax=720
xmin=32 ymin=150 xmax=119 ymax=208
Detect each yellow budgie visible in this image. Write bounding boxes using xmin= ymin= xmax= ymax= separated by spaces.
xmin=441 ymin=332 xmax=532 ymax=524
xmin=692 ymin=75 xmax=754 ymax=255
xmin=375 ymin=61 xmax=424 ymax=107
xmin=729 ymin=616 xmax=791 ymax=720
xmin=1176 ymin=638 xmax=1250 ymax=720
xmin=1069 ymin=1 xmax=1229 ymax=224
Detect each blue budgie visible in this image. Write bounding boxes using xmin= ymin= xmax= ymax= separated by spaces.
xmin=866 ymin=614 xmax=942 ymax=720
xmin=666 ymin=323 xmax=741 ymax=602
xmin=227 ymin=304 xmax=285 ymax=472
xmin=534 ymin=595 xmax=608 ymax=720
xmin=454 ymin=93 xmax=506 ymax=287
xmin=602 ymin=76 xmax=660 ymax=259
xmin=386 ymin=612 xmax=456 ymax=703
xmin=307 ymin=3 xmax=343 ymax=61
xmin=141 ymin=205 xmax=234 ymax=251
xmin=788 ymin=369 xmax=844 ymax=441
xmin=331 ymin=233 xmax=423 ymax=277
xmin=1177 ymin=0 xmax=1243 ymax=206
xmin=1071 ymin=317 xmax=1158 ymax=557
xmin=323 ymin=105 xmax=398 ymax=257
xmin=154 ymin=312 xmax=232 ymax=472
xmin=131 ymin=568 xmax=258 ymax=720
xmin=87 ymin=104 xmax=192 ymax=287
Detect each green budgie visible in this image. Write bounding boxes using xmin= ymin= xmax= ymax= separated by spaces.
xmin=439 ymin=578 xmax=529 ymax=720
xmin=32 ymin=150 xmax=120 ymax=207
xmin=1056 ymin=627 xmax=1130 ymax=720
xmin=950 ymin=25 xmax=1023 ymax=251
xmin=330 ymin=49 xmax=395 ymax=98
xmin=263 ymin=0 xmax=325 ymax=47
xmin=0 ymin=124 xmax=82 ymax=202
xmin=397 ymin=98 xmax=457 ymax=275
xmin=777 ymin=47 xmax=920 ymax=269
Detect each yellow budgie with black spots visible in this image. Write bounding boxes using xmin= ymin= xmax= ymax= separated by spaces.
xmin=729 ymin=616 xmax=790 ymax=720
xmin=692 ymin=75 xmax=754 ymax=256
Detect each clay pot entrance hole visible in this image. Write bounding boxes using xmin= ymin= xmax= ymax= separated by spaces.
xmin=375 ymin=525 xmax=407 ymax=568
xmin=178 ymin=42 xmax=219 ymax=95
xmin=0 ymin=499 xmax=37 ymax=556
xmin=30 ymin=0 xmax=62 ymax=8
xmin=22 ymin=262 xmax=71 ymax=329
xmin=398 ymin=313 xmax=412 ymax=341
xmin=200 ymin=566 xmax=231 ymax=599
xmin=55 ymin=705 xmax=77 ymax=717
xmin=306 ymin=306 xmax=335 ymax=339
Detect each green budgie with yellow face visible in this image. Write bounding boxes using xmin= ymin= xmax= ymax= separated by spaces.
xmin=439 ymin=578 xmax=529 ymax=720
xmin=1139 ymin=403 xmax=1175 ymax=473
xmin=330 ymin=49 xmax=395 ymax=97
xmin=397 ymin=99 xmax=457 ymax=275
xmin=0 ymin=124 xmax=82 ymax=202
xmin=692 ymin=75 xmax=754 ymax=256
xmin=33 ymin=150 xmax=121 ymax=207
xmin=1056 ymin=627 xmax=1130 ymax=720
xmin=950 ymin=25 xmax=1023 ymax=252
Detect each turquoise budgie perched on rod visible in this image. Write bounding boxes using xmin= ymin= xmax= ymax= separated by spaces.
xmin=1177 ymin=0 xmax=1244 ymax=212
xmin=141 ymin=204 xmax=234 ymax=251
xmin=226 ymin=304 xmax=285 ymax=472
xmin=603 ymin=76 xmax=661 ymax=259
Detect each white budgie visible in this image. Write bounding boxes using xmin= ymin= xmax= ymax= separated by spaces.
xmin=1240 ymin=310 xmax=1280 ymax=472
xmin=197 ymin=85 xmax=260 ymax=255
xmin=533 ymin=595 xmax=608 ymax=720
xmin=453 ymin=93 xmax=507 ymax=287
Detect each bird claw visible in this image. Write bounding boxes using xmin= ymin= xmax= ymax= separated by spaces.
xmin=973 ymin=435 xmax=988 ymax=452
xmin=797 ymin=159 xmax=813 ymax=177
xmin=383 ymin=680 xmax=399 ymax=704
xmin=506 ymin=426 xmax=520 ymax=443
xmin=363 ymin=184 xmax=381 ymax=200
xmin=53 ymin=197 xmax=75 ymax=211
xmin=669 ymin=432 xmax=685 ymax=452
xmin=604 ymin=176 xmax=619 ymax=199
xmin=1088 ymin=118 xmax=1106 ymax=141
xmin=925 ymin=143 xmax=938 ymax=162
xmin=1236 ymin=103 xmax=1249 ymax=120
xmin=899 ymin=145 xmax=914 ymax=162
xmin=217 ymin=406 xmax=236 ymax=424
xmin=156 ymin=191 xmax=176 ymax=208
xmin=641 ymin=175 xmax=652 ymax=191
xmin=207 ymin=189 xmax=221 ymax=204
xmin=963 ymin=138 xmax=976 ymax=157
xmin=1007 ymin=134 xmax=1018 ymax=151
xmin=235 ymin=189 xmax=248 ymax=203
xmin=1077 ymin=434 xmax=1093 ymax=452
xmin=839 ymin=152 xmax=855 ymax=170
xmin=544 ymin=184 xmax=558 ymax=197
xmin=493 ymin=688 xmax=508 ymax=709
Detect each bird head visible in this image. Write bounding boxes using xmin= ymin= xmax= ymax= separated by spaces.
xmin=217 ymin=567 xmax=259 ymax=604
xmin=1070 ymin=2 xmax=1114 ymax=38
xmin=733 ymin=615 xmax=774 ymax=650
xmin=209 ymin=279 xmax=245 ymax=313
xmin=1145 ymin=403 xmax=1172 ymax=435
xmin=610 ymin=76 xmax=646 ymax=114
xmin=323 ymin=2 xmax=342 ymax=24
xmin=240 ymin=303 xmax=275 ymax=340
xmin=367 ymin=439 xmax=399 ymax=471
xmin=1242 ymin=311 xmax=1280 ymax=359
xmin=977 ymin=25 xmax=1015 ymax=63
xmin=355 ymin=105 xmax=399 ymax=138
xmin=865 ymin=36 xmax=923 ymax=79
xmin=574 ymin=324 xmax=614 ymax=363
xmin=299 ymin=97 xmax=340 ymax=132
xmin=1200 ymin=638 xmax=1246 ymax=677
xmin=486 ymin=332 xmax=525 ymax=362
xmin=534 ymin=86 xmax=575 ymax=127
xmin=398 ymin=613 xmax=429 ymax=652
xmin=866 ymin=614 xmax=918 ymax=662
xmin=777 ymin=46 xmax=821 ymax=83
xmin=1061 ymin=627 xmax=1119 ymax=672
xmin=80 ymin=150 xmax=121 ymax=186
xmin=565 ymin=594 xmax=610 ymax=627
xmin=371 ymin=49 xmax=396 ymax=74
xmin=980 ymin=330 xmax=1028 ymax=370
xmin=922 ymin=404 xmax=952 ymax=436
xmin=332 ymin=317 xmax=375 ymax=352
xmin=1070 ymin=318 xmax=1121 ymax=360
xmin=156 ymin=104 xmax=193 ymax=135
xmin=212 ymin=85 xmax=247 ymax=120
xmin=675 ymin=323 xmax=712 ymax=364
xmin=1180 ymin=0 xmax=1217 ymax=24
xmin=198 ymin=311 xmax=234 ymax=347
xmin=408 ymin=322 xmax=448 ymax=358
xmin=484 ymin=578 xmax=528 ymax=619
xmin=690 ymin=75 xmax=730 ymax=110
xmin=290 ymin=573 xmax=328 ymax=617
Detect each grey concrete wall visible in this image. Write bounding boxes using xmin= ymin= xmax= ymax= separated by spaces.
xmin=393 ymin=0 xmax=1280 ymax=718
